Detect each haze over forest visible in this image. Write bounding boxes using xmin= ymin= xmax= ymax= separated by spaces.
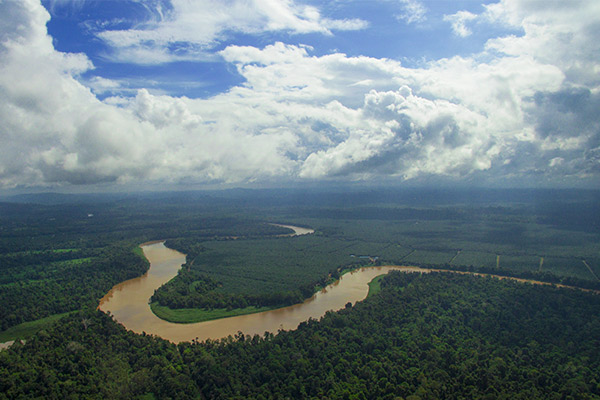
xmin=1 ymin=0 xmax=599 ymax=192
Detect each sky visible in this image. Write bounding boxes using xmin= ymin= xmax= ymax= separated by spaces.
xmin=0 ymin=0 xmax=599 ymax=191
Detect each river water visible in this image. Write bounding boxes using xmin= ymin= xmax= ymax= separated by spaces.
xmin=98 ymin=226 xmax=418 ymax=343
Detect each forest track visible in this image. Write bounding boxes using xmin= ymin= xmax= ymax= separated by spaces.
xmin=582 ymin=260 xmax=600 ymax=282
xmin=449 ymin=250 xmax=461 ymax=264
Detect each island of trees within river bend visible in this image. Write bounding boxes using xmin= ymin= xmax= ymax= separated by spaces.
xmin=0 ymin=188 xmax=599 ymax=399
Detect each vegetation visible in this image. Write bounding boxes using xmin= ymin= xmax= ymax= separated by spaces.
xmin=0 ymin=245 xmax=148 ymax=331
xmin=0 ymin=197 xmax=289 ymax=331
xmin=366 ymin=274 xmax=386 ymax=298
xmin=153 ymin=236 xmax=373 ymax=312
xmin=1 ymin=188 xmax=599 ymax=398
xmin=2 ymin=188 xmax=598 ymax=331
xmin=150 ymin=303 xmax=271 ymax=324
xmin=0 ymin=312 xmax=75 ymax=343
xmin=1 ymin=272 xmax=599 ymax=399
xmin=153 ymin=193 xmax=600 ymax=318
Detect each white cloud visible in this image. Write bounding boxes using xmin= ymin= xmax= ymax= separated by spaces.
xmin=444 ymin=10 xmax=477 ymax=37
xmin=85 ymin=76 xmax=122 ymax=95
xmin=203 ymin=40 xmax=571 ymax=182
xmin=96 ymin=0 xmax=368 ymax=65
xmin=322 ymin=17 xmax=369 ymax=32
xmin=0 ymin=0 xmax=598 ymax=188
xmin=395 ymin=0 xmax=427 ymax=25
xmin=483 ymin=0 xmax=600 ymax=87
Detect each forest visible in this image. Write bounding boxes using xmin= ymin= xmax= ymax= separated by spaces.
xmin=0 ymin=187 xmax=599 ymax=398
xmin=152 ymin=189 xmax=600 ymax=318
xmin=1 ymin=272 xmax=599 ymax=399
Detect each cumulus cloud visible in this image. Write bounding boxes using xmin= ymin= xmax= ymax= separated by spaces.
xmin=0 ymin=0 xmax=599 ymax=188
xmin=0 ymin=1 xmax=298 ymax=187
xmin=444 ymin=10 xmax=477 ymax=37
xmin=96 ymin=0 xmax=368 ymax=65
xmin=483 ymin=0 xmax=600 ymax=86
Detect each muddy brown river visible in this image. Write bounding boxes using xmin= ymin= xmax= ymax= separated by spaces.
xmin=98 ymin=225 xmax=420 ymax=343
xmin=99 ymin=225 xmax=597 ymax=344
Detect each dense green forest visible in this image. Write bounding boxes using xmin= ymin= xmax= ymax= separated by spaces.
xmin=0 ymin=245 xmax=147 ymax=331
xmin=1 ymin=188 xmax=599 ymax=330
xmin=1 ymin=272 xmax=599 ymax=399
xmin=0 ymin=188 xmax=599 ymax=398
xmin=152 ymin=189 xmax=600 ymax=315
xmin=0 ymin=196 xmax=289 ymax=331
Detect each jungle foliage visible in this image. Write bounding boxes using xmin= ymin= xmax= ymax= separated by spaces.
xmin=1 ymin=272 xmax=599 ymax=399
xmin=154 ymin=191 xmax=600 ymax=313
xmin=1 ymin=188 xmax=599 ymax=398
xmin=1 ymin=188 xmax=599 ymax=331
xmin=0 ymin=196 xmax=289 ymax=331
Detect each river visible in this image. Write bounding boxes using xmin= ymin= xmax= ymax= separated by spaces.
xmin=98 ymin=225 xmax=598 ymax=344
xmin=99 ymin=240 xmax=419 ymax=343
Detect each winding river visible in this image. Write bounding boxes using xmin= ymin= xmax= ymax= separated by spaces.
xmin=98 ymin=225 xmax=598 ymax=343
xmin=99 ymin=225 xmax=416 ymax=343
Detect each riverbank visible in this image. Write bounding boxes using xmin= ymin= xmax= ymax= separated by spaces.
xmin=151 ymin=261 xmax=600 ymax=326
xmin=100 ymin=242 xmax=408 ymax=343
xmin=367 ymin=274 xmax=386 ymax=298
xmin=149 ymin=259 xmax=386 ymax=324
xmin=269 ymin=223 xmax=315 ymax=237
xmin=147 ymin=224 xmax=316 ymax=324
xmin=98 ymin=223 xmax=598 ymax=343
xmin=150 ymin=303 xmax=273 ymax=324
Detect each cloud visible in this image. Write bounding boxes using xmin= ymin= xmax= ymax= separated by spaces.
xmin=0 ymin=2 xmax=308 ymax=187
xmin=528 ymin=87 xmax=600 ymax=178
xmin=0 ymin=1 xmax=169 ymax=187
xmin=192 ymin=41 xmax=569 ymax=183
xmin=483 ymin=0 xmax=600 ymax=86
xmin=0 ymin=0 xmax=599 ymax=188
xmin=43 ymin=0 xmax=91 ymax=15
xmin=395 ymin=0 xmax=427 ymax=25
xmin=85 ymin=76 xmax=123 ymax=96
xmin=444 ymin=11 xmax=477 ymax=37
xmin=95 ymin=0 xmax=368 ymax=65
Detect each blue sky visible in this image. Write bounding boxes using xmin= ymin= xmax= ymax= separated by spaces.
xmin=0 ymin=0 xmax=599 ymax=190
xmin=43 ymin=0 xmax=519 ymax=98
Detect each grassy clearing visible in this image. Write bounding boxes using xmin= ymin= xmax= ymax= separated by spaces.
xmin=0 ymin=311 xmax=75 ymax=342
xmin=49 ymin=257 xmax=94 ymax=267
xmin=150 ymin=303 xmax=272 ymax=324
xmin=133 ymin=246 xmax=146 ymax=258
xmin=367 ymin=274 xmax=386 ymax=298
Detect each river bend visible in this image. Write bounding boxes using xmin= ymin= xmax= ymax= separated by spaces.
xmin=99 ymin=225 xmax=598 ymax=343
xmin=99 ymin=225 xmax=416 ymax=343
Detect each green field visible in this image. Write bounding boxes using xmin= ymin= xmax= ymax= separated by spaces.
xmin=0 ymin=311 xmax=74 ymax=342
xmin=150 ymin=303 xmax=272 ymax=324
xmin=450 ymin=250 xmax=497 ymax=268
xmin=366 ymin=274 xmax=386 ymax=298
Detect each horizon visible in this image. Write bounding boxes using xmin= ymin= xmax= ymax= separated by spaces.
xmin=2 ymin=185 xmax=599 ymax=208
xmin=1 ymin=0 xmax=599 ymax=191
